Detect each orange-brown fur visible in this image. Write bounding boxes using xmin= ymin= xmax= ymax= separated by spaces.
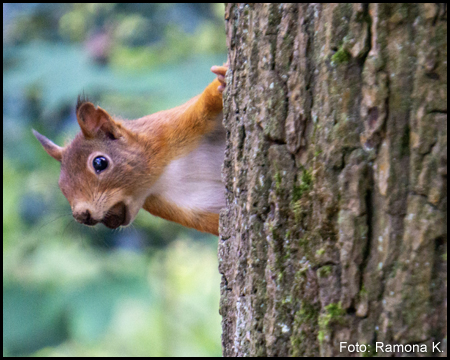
xmin=144 ymin=195 xmax=220 ymax=235
xmin=33 ymin=64 xmax=228 ymax=235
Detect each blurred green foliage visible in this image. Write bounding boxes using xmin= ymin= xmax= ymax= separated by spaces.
xmin=3 ymin=3 xmax=226 ymax=356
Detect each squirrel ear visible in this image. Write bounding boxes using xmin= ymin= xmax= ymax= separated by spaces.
xmin=76 ymin=102 xmax=121 ymax=140
xmin=32 ymin=129 xmax=63 ymax=162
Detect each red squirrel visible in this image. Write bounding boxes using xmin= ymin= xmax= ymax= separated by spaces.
xmin=33 ymin=64 xmax=228 ymax=235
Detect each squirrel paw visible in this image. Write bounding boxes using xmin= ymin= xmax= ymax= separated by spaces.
xmin=211 ymin=62 xmax=229 ymax=93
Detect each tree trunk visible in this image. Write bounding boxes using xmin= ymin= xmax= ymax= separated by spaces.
xmin=219 ymin=3 xmax=447 ymax=357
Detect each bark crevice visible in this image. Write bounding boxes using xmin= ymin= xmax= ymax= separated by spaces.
xmin=220 ymin=3 xmax=447 ymax=356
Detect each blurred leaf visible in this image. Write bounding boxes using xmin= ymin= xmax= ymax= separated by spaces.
xmin=3 ymin=159 xmax=24 ymax=251
xmin=3 ymin=3 xmax=225 ymax=357
xmin=4 ymin=42 xmax=225 ymax=115
xmin=3 ymin=284 xmax=68 ymax=355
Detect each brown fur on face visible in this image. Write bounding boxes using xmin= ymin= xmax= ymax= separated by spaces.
xmin=58 ymin=130 xmax=159 ymax=227
xmin=33 ymin=65 xmax=228 ymax=234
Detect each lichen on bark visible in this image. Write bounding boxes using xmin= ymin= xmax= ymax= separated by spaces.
xmin=219 ymin=3 xmax=447 ymax=357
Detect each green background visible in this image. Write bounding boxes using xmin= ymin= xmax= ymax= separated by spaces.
xmin=3 ymin=3 xmax=227 ymax=356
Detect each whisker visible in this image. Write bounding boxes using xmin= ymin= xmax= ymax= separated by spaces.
xmin=61 ymin=218 xmax=75 ymax=238
xmin=37 ymin=212 xmax=73 ymax=231
xmin=90 ymin=224 xmax=110 ymax=250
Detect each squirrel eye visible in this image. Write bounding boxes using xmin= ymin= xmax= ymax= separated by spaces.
xmin=93 ymin=156 xmax=108 ymax=173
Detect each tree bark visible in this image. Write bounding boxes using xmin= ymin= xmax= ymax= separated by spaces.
xmin=219 ymin=3 xmax=447 ymax=357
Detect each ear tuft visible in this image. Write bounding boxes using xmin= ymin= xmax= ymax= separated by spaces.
xmin=76 ymin=92 xmax=90 ymax=114
xmin=32 ymin=129 xmax=63 ymax=162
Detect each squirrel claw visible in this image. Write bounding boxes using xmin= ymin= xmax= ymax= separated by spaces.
xmin=211 ymin=63 xmax=229 ymax=93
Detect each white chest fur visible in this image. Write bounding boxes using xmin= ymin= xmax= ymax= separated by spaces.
xmin=149 ymin=123 xmax=226 ymax=214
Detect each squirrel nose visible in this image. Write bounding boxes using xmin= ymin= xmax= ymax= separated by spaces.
xmin=74 ymin=209 xmax=99 ymax=226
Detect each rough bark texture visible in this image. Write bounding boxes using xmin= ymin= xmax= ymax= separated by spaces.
xmin=219 ymin=3 xmax=447 ymax=357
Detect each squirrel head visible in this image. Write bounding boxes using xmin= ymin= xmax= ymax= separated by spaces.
xmin=33 ymin=97 xmax=157 ymax=229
